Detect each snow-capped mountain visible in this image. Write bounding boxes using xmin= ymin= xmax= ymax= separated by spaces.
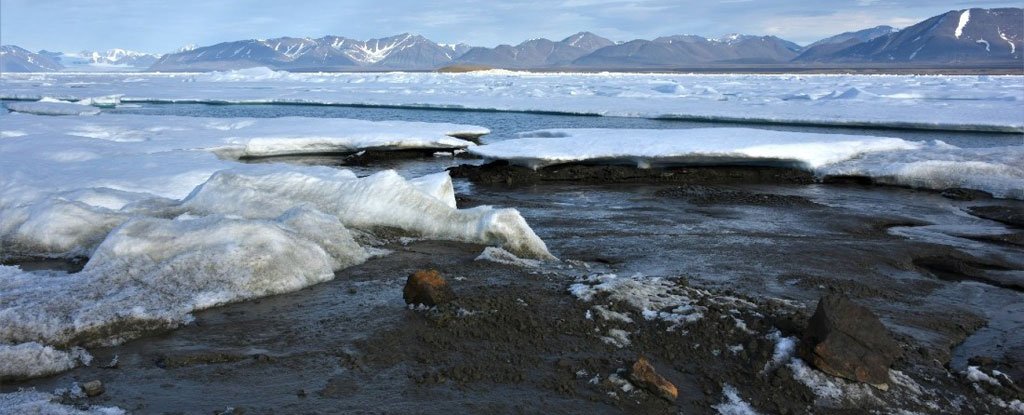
xmin=453 ymin=32 xmax=615 ymax=68
xmin=803 ymin=8 xmax=1021 ymax=63
xmin=0 ymin=45 xmax=64 ymax=72
xmin=150 ymin=34 xmax=467 ymax=71
xmin=573 ymin=34 xmax=802 ymax=67
xmin=37 ymin=49 xmax=161 ymax=71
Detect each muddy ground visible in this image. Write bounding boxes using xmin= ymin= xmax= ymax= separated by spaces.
xmin=3 ymin=165 xmax=1024 ymax=414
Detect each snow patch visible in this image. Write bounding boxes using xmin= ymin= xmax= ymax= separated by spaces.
xmin=714 ymin=384 xmax=760 ymax=415
xmin=977 ymin=39 xmax=991 ymax=52
xmin=0 ymin=390 xmax=125 ymax=414
xmin=999 ymin=31 xmax=1016 ymax=54
xmin=569 ymin=273 xmax=705 ymax=331
xmin=788 ymin=358 xmax=883 ymax=407
xmin=955 ymin=10 xmax=971 ymax=39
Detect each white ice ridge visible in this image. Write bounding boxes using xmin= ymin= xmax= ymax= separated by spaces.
xmin=1 ymin=70 xmax=1021 ymax=133
xmin=468 ymin=128 xmax=1024 ymax=199
xmin=1 ymin=113 xmax=484 ymax=159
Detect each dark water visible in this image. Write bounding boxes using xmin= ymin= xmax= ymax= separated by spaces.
xmin=102 ymin=102 xmax=1023 ymax=148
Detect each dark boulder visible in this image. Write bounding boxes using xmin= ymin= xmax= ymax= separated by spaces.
xmin=799 ymin=293 xmax=899 ymax=388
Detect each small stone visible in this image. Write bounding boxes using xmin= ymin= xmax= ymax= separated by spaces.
xmin=81 ymin=380 xmax=105 ymax=397
xmin=403 ymin=269 xmax=455 ymax=306
xmin=628 ymin=356 xmax=678 ymax=402
xmin=799 ymin=293 xmax=899 ymax=388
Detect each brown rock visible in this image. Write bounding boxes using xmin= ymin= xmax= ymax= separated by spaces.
xmin=799 ymin=293 xmax=899 ymax=388
xmin=81 ymin=380 xmax=105 ymax=397
xmin=629 ymin=356 xmax=678 ymax=402
xmin=403 ymin=269 xmax=455 ymax=306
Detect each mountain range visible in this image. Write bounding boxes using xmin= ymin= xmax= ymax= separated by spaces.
xmin=1 ymin=8 xmax=1019 ymax=73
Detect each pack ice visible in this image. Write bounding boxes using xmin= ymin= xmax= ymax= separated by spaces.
xmin=2 ymin=70 xmax=1021 ymax=132
xmin=469 ymin=128 xmax=1024 ymax=199
xmin=0 ymin=114 xmax=551 ymax=381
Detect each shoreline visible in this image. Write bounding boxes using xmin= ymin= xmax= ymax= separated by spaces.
xmin=4 ymin=179 xmax=1022 ymax=413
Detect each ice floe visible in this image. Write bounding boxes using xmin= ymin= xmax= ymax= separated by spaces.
xmin=470 ymin=127 xmax=921 ymax=169
xmin=468 ymin=128 xmax=1024 ymax=199
xmin=4 ymin=98 xmax=101 ymax=116
xmin=2 ymin=71 xmax=1021 ymax=132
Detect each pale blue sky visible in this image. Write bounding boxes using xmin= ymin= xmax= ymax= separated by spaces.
xmin=1 ymin=0 xmax=1020 ymax=53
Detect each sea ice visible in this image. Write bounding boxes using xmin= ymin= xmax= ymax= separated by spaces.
xmin=4 ymin=98 xmax=101 ymax=116
xmin=470 ymin=128 xmax=921 ymax=170
xmin=2 ymin=70 xmax=1020 ymax=132
xmin=469 ymin=128 xmax=1024 ymax=199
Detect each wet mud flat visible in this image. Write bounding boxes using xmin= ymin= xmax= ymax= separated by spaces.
xmin=4 ymin=166 xmax=1024 ymax=414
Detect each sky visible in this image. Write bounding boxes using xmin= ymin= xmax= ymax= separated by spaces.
xmin=1 ymin=0 xmax=1021 ymax=53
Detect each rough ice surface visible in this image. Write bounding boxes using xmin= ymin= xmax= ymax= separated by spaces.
xmin=0 ymin=112 xmax=551 ymax=381
xmin=178 ymin=169 xmax=553 ymax=259
xmin=2 ymin=71 xmax=1021 ymax=132
xmin=470 ymin=128 xmax=1024 ymax=199
xmin=470 ymin=127 xmax=921 ymax=169
xmin=1 ymin=210 xmax=364 ymax=347
xmin=714 ymin=384 xmax=761 ymax=415
xmin=0 ymin=342 xmax=92 ymax=380
xmin=0 ymin=390 xmax=125 ymax=414
xmin=0 ymin=114 xmax=531 ymax=260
